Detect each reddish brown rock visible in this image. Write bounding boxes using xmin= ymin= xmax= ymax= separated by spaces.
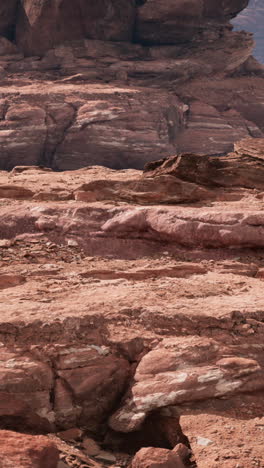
xmin=0 ymin=273 xmax=25 ymax=289
xmin=0 ymin=430 xmax=59 ymax=468
xmin=135 ymin=0 xmax=249 ymax=44
xmin=16 ymin=0 xmax=136 ymax=56
xmin=56 ymin=346 xmax=129 ymax=431
xmin=144 ymin=141 xmax=264 ymax=189
xmin=0 ymin=1 xmax=261 ymax=170
xmin=131 ymin=447 xmax=185 ymax=468
xmin=0 ymin=151 xmax=264 ymax=466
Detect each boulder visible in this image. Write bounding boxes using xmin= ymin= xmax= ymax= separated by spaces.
xmin=0 ymin=430 xmax=59 ymax=468
xmin=131 ymin=447 xmax=185 ymax=468
xmin=109 ymin=336 xmax=264 ymax=432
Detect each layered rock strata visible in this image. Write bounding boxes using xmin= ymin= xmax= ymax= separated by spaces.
xmin=0 ymin=0 xmax=263 ymax=170
xmin=0 ymin=139 xmax=264 ymax=467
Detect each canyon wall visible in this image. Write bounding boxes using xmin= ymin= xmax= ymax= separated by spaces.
xmin=0 ymin=0 xmax=263 ymax=170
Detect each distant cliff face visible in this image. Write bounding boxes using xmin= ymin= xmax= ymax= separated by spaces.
xmin=233 ymin=0 xmax=264 ymax=62
xmin=0 ymin=0 xmax=250 ymax=55
xmin=0 ymin=0 xmax=263 ymax=171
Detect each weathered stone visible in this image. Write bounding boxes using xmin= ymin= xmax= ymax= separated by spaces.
xmin=144 ymin=140 xmax=264 ymax=190
xmin=82 ymin=437 xmax=101 ymax=456
xmin=131 ymin=447 xmax=185 ymax=468
xmin=0 ymin=430 xmax=59 ymax=468
xmin=109 ymin=336 xmax=264 ymax=432
xmin=16 ymin=0 xmax=136 ymax=56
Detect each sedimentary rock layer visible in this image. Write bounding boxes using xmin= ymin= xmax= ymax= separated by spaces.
xmin=0 ymin=0 xmax=263 ymax=169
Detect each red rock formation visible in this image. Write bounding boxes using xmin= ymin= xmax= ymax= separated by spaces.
xmin=16 ymin=0 xmax=136 ymax=56
xmin=0 ymin=138 xmax=264 ymax=466
xmin=0 ymin=0 xmax=262 ymax=169
xmin=0 ymin=3 xmax=264 ymax=465
xmin=0 ymin=431 xmax=59 ymax=468
xmin=131 ymin=447 xmax=185 ymax=468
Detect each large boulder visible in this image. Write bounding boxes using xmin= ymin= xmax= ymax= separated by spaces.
xmin=131 ymin=447 xmax=186 ymax=468
xmin=0 ymin=430 xmax=59 ymax=468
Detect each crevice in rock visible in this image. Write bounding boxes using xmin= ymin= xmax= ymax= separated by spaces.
xmin=103 ymin=409 xmax=196 ymax=466
xmin=39 ymin=103 xmax=77 ymax=170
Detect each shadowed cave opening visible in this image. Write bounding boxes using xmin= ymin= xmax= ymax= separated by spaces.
xmin=103 ymin=409 xmax=196 ymax=466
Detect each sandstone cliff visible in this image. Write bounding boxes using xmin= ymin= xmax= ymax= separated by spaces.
xmin=0 ymin=0 xmax=263 ymax=170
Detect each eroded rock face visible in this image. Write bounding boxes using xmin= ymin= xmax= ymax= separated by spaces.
xmin=12 ymin=0 xmax=250 ymax=53
xmin=143 ymin=147 xmax=264 ymax=189
xmin=0 ymin=3 xmax=264 ymax=466
xmin=135 ymin=0 xmax=249 ymax=44
xmin=0 ymin=430 xmax=59 ymax=468
xmin=0 ymin=0 xmax=262 ymax=169
xmin=0 ymin=344 xmax=129 ymax=432
xmin=0 ymin=137 xmax=264 ymax=466
xmin=109 ymin=336 xmax=264 ymax=432
xmin=16 ymin=0 xmax=136 ymax=56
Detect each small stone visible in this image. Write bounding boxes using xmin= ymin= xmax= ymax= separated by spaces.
xmin=196 ymin=436 xmax=214 ymax=446
xmin=173 ymin=443 xmax=190 ymax=461
xmin=67 ymin=239 xmax=78 ymax=247
xmin=57 ymin=428 xmax=82 ymax=441
xmin=82 ymin=437 xmax=101 ymax=456
xmin=0 ymin=239 xmax=12 ymax=248
xmin=95 ymin=451 xmax=117 ymax=463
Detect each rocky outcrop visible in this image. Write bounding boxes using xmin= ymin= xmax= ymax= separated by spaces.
xmin=0 ymin=1 xmax=249 ymax=55
xmin=0 ymin=430 xmax=59 ymax=468
xmin=109 ymin=336 xmax=264 ymax=432
xmin=0 ymin=137 xmax=264 ymax=466
xmin=16 ymin=0 xmax=136 ymax=56
xmin=143 ymin=144 xmax=264 ymax=189
xmin=0 ymin=0 xmax=262 ymax=169
xmin=0 ymin=2 xmax=264 ymax=467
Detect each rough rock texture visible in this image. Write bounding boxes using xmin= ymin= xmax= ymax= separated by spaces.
xmin=0 ymin=1 xmax=264 ymax=466
xmin=131 ymin=447 xmax=185 ymax=468
xmin=0 ymin=138 xmax=264 ymax=467
xmin=0 ymin=430 xmax=59 ymax=468
xmin=15 ymin=0 xmax=136 ymax=55
xmin=0 ymin=0 xmax=262 ymax=170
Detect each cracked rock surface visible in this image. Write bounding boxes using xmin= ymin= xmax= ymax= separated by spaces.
xmin=0 ymin=1 xmax=264 ymax=467
xmin=0 ymin=139 xmax=264 ymax=467
xmin=0 ymin=1 xmax=263 ymax=170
